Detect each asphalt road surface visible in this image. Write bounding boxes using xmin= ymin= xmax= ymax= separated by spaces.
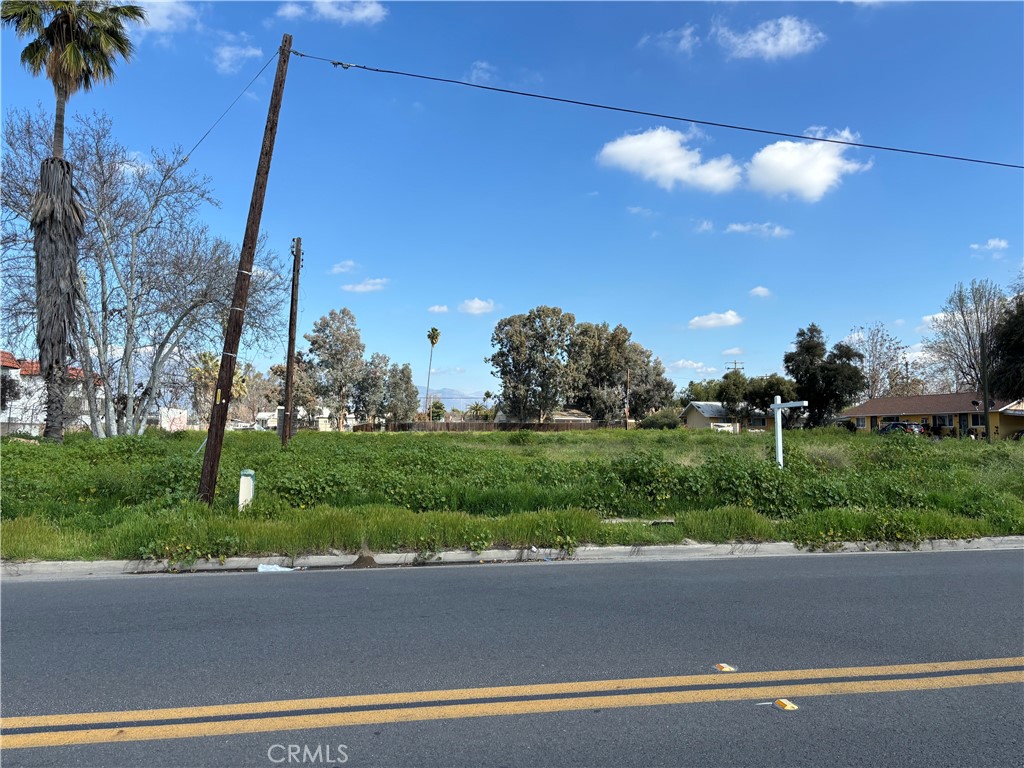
xmin=2 ymin=549 xmax=1023 ymax=768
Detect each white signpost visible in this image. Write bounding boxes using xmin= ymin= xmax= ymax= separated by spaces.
xmin=771 ymin=395 xmax=808 ymax=468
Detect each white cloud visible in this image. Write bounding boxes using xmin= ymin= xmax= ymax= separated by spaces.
xmin=726 ymin=222 xmax=793 ymax=238
xmin=647 ymin=25 xmax=701 ymax=55
xmin=715 ymin=16 xmax=826 ymax=61
xmin=428 ymin=305 xmax=449 ymax=314
xmin=330 ymin=260 xmax=357 ymax=274
xmin=459 ymin=298 xmax=495 ymax=315
xmin=893 ymin=318 xmax=906 ymax=327
xmin=214 ymin=45 xmax=263 ymax=75
xmin=467 ymin=60 xmax=497 ymax=85
xmin=668 ymin=359 xmax=717 ymax=374
xmin=342 ymin=278 xmax=389 ymax=293
xmin=627 ymin=205 xmax=654 ymax=217
xmin=688 ymin=310 xmax=743 ymax=329
xmin=916 ymin=312 xmax=945 ymax=333
xmin=119 ymin=150 xmax=153 ymax=175
xmin=138 ymin=1 xmax=198 ymax=36
xmin=969 ymin=238 xmax=1009 ymax=251
xmin=747 ymin=127 xmax=871 ymax=202
xmin=721 ymin=347 xmax=745 ymax=356
xmin=276 ymin=2 xmax=306 ymax=20
xmin=598 ymin=127 xmax=742 ymax=194
xmin=906 ymin=342 xmax=927 ymax=363
xmin=311 ymin=1 xmax=387 ymax=25
xmin=695 ymin=219 xmax=714 ymax=233
xmin=748 ymin=286 xmax=772 ymax=298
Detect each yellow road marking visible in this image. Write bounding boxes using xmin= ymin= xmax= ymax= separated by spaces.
xmin=4 ymin=656 xmax=1020 ymax=730
xmin=1 ymin=659 xmax=1021 ymax=750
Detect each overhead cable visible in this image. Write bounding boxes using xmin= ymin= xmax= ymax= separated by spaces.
xmin=291 ymin=49 xmax=1023 ymax=171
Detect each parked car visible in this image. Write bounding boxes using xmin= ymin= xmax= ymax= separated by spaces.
xmin=878 ymin=422 xmax=923 ymax=435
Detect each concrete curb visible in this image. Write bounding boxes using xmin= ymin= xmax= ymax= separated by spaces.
xmin=2 ymin=536 xmax=1022 ymax=581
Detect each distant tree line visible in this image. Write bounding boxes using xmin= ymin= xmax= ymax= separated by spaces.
xmin=485 ymin=305 xmax=676 ymax=423
xmin=265 ymin=308 xmax=419 ymax=429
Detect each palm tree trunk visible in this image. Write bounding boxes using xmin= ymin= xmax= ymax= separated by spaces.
xmin=53 ymin=89 xmax=68 ymax=159
xmin=32 ymin=156 xmax=85 ymax=442
xmin=425 ymin=347 xmax=434 ymax=417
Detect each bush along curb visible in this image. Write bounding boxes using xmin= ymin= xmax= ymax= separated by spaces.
xmin=1 ymin=536 xmax=1022 ymax=579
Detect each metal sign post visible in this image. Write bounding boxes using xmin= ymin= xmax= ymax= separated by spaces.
xmin=770 ymin=395 xmax=808 ymax=468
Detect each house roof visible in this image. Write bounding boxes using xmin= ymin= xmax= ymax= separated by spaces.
xmin=998 ymin=399 xmax=1024 ymax=416
xmin=1 ymin=350 xmax=21 ymax=369
xmin=842 ymin=392 xmax=1012 ymax=418
xmin=551 ymin=408 xmax=592 ymax=420
xmin=685 ymin=401 xmax=729 ymax=419
xmin=17 ymin=360 xmax=97 ymax=383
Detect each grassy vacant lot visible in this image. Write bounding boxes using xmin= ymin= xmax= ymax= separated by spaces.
xmin=1 ymin=427 xmax=1022 ymax=563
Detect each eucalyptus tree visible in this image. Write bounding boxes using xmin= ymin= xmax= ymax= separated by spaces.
xmin=383 ymin=362 xmax=419 ymax=425
xmin=486 ymin=306 xmax=576 ymax=422
xmin=305 ymin=309 xmax=365 ymax=428
xmin=1 ymin=0 xmax=145 ymax=440
xmin=270 ymin=351 xmax=320 ymax=428
xmin=351 ymin=351 xmax=389 ymax=423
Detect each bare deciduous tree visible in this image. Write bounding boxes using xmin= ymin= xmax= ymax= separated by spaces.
xmin=2 ymin=107 xmax=286 ymax=436
xmin=923 ymin=279 xmax=1007 ymax=392
xmin=848 ymin=321 xmax=919 ymax=399
xmin=2 ymin=0 xmax=146 ymax=442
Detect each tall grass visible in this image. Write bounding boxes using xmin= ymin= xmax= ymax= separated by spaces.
xmin=1 ymin=428 xmax=1021 ymax=560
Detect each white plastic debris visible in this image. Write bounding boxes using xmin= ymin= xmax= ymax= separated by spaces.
xmin=257 ymin=564 xmax=293 ymax=572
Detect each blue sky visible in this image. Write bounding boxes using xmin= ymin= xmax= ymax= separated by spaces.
xmin=3 ymin=1 xmax=1022 ymax=401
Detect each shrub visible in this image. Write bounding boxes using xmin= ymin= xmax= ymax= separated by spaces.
xmin=638 ymin=410 xmax=680 ymax=430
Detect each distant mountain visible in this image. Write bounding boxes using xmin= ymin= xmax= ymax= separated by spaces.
xmin=416 ymin=386 xmax=488 ymax=411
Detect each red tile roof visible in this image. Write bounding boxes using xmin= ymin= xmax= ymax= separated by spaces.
xmin=0 ymin=350 xmax=20 ymax=369
xmin=16 ymin=360 xmax=92 ymax=381
xmin=843 ymin=392 xmax=1011 ymax=418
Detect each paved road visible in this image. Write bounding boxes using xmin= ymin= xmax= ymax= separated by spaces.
xmin=2 ymin=550 xmax=1022 ymax=767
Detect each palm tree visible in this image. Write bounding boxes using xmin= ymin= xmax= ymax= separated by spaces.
xmin=2 ymin=0 xmax=145 ymax=441
xmin=424 ymin=327 xmax=440 ymax=414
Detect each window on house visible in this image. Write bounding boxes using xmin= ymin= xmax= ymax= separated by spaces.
xmin=971 ymin=413 xmax=985 ymax=427
xmin=856 ymin=417 xmax=866 ymax=429
xmin=934 ymin=415 xmax=953 ymax=427
xmin=750 ymin=417 xmax=766 ymax=428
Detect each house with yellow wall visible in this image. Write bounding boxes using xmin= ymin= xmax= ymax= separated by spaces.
xmin=842 ymin=393 xmax=1024 ymax=439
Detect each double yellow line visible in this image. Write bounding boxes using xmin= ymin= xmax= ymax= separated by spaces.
xmin=3 ymin=657 xmax=1021 ymax=749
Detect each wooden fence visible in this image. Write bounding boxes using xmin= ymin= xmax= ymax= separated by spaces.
xmin=352 ymin=421 xmax=626 ymax=433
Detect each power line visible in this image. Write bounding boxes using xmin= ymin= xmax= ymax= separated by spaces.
xmin=183 ymin=52 xmax=278 ymax=162
xmin=291 ymin=50 xmax=1023 ymax=171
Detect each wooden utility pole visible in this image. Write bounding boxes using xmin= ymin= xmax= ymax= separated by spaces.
xmin=199 ymin=34 xmax=292 ymax=503
xmin=282 ymin=236 xmax=302 ymax=447
xmin=982 ymin=331 xmax=992 ymax=444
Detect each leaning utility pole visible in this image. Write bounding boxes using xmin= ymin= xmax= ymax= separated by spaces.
xmin=199 ymin=33 xmax=292 ymax=504
xmin=282 ymin=236 xmax=302 ymax=448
